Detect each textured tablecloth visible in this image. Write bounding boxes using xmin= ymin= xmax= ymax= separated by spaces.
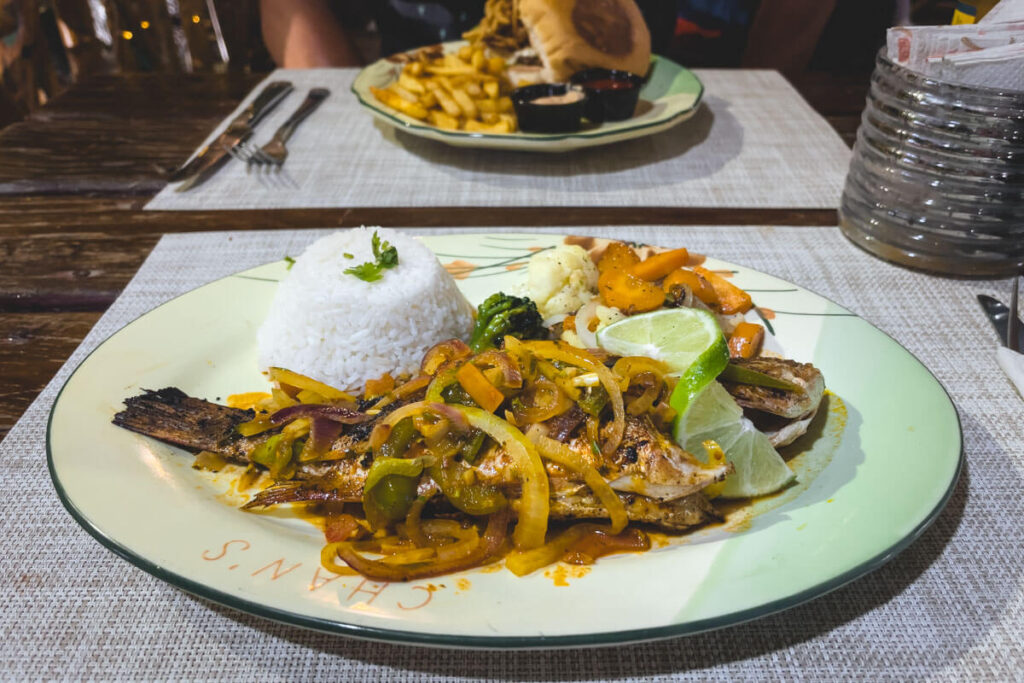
xmin=5 ymin=226 xmax=1022 ymax=680
xmin=145 ymin=69 xmax=851 ymax=211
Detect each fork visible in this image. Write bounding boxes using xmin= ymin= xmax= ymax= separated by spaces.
xmin=241 ymin=88 xmax=330 ymax=170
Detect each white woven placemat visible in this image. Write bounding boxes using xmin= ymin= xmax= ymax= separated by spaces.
xmin=4 ymin=226 xmax=1022 ymax=679
xmin=144 ymin=69 xmax=851 ymax=211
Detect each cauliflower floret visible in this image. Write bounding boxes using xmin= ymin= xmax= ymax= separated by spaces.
xmin=560 ymin=329 xmax=585 ymax=348
xmin=527 ymin=245 xmax=598 ymax=319
xmin=595 ymin=304 xmax=626 ymax=330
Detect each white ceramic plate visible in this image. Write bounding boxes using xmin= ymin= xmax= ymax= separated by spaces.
xmin=351 ymin=44 xmax=704 ymax=152
xmin=48 ymin=233 xmax=961 ymax=648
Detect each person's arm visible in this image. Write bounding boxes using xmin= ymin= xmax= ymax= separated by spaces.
xmin=259 ymin=0 xmax=362 ymax=67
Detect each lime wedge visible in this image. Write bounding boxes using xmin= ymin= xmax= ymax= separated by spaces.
xmin=674 ymin=382 xmax=795 ymax=498
xmin=596 ymin=308 xmax=729 ymax=416
xmin=596 ymin=307 xmax=792 ymax=498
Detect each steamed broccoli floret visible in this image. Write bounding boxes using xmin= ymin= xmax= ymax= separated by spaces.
xmin=469 ymin=293 xmax=546 ymax=353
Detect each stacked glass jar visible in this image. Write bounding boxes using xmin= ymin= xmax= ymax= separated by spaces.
xmin=840 ymin=49 xmax=1024 ymax=277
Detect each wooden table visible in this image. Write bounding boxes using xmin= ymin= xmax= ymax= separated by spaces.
xmin=0 ymin=71 xmax=869 ymax=439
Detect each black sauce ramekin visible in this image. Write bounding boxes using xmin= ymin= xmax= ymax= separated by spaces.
xmin=511 ymin=83 xmax=587 ymax=134
xmin=569 ymin=68 xmax=644 ymax=123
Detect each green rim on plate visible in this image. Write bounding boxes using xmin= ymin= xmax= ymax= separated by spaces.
xmin=47 ymin=233 xmax=962 ymax=648
xmin=351 ymin=44 xmax=704 ymax=151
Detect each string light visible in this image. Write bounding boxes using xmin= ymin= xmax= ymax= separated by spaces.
xmin=140 ymin=20 xmax=150 ymax=29
xmin=192 ymin=14 xmax=201 ymax=23
xmin=121 ymin=30 xmax=133 ymax=40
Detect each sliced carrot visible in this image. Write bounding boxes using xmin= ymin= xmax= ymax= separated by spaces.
xmin=456 ymin=362 xmax=505 ymax=413
xmin=597 ymin=241 xmax=640 ymax=275
xmin=365 ymin=372 xmax=395 ymax=399
xmin=662 ymin=268 xmax=718 ymax=305
xmin=694 ymin=267 xmax=753 ymax=314
xmin=562 ymin=314 xmax=577 ymax=333
xmin=631 ymin=248 xmax=690 ymax=281
xmin=728 ymin=322 xmax=764 ymax=359
xmin=598 ymin=270 xmax=664 ymax=313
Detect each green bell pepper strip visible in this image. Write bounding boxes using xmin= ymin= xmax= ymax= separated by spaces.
xmin=577 ymin=385 xmax=610 ymax=417
xmin=425 ymin=365 xmax=460 ymax=403
xmin=428 ymin=461 xmax=507 ymax=516
xmin=458 ymin=430 xmax=487 ymax=464
xmin=441 ymin=382 xmax=477 ymax=407
xmin=250 ymin=434 xmax=281 ymax=468
xmin=376 ymin=417 xmax=417 ymax=460
xmin=364 ymin=475 xmax=420 ymax=530
xmin=250 ymin=434 xmax=291 ymax=478
xmin=362 ymin=455 xmax=435 ymax=530
xmin=719 ymin=363 xmax=803 ymax=393
xmin=363 ymin=455 xmax=435 ymax=496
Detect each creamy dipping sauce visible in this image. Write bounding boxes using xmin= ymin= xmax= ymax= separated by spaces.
xmin=531 ymin=90 xmax=585 ymax=105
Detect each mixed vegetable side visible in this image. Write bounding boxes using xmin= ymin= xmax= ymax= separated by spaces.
xmin=551 ymin=241 xmax=765 ymax=360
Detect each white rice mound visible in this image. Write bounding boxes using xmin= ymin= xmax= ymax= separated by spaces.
xmin=257 ymin=227 xmax=474 ymax=391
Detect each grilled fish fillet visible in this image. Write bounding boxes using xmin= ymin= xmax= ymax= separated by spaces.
xmin=721 ymin=357 xmax=825 ymax=447
xmin=113 ymin=388 xmax=730 ymax=531
xmin=722 ymin=357 xmax=824 ymax=419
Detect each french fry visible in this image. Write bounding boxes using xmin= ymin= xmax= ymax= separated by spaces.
xmin=391 ymin=84 xmax=419 ymax=103
xmin=499 ymin=113 xmax=517 ymax=131
xmin=433 ymin=87 xmax=462 ymax=118
xmin=436 ymin=75 xmax=460 ymax=95
xmin=375 ymin=44 xmax=515 ymax=132
xmin=451 ymin=88 xmax=479 ymax=119
xmin=428 ymin=110 xmax=460 ymax=130
xmin=425 ymin=64 xmax=480 ymax=76
xmin=370 ymin=86 xmax=429 ymax=120
xmin=419 ymin=90 xmax=438 ymax=108
xmin=471 ymin=48 xmax=485 ymax=70
xmin=487 ymin=56 xmax=506 ymax=75
xmin=435 ymin=75 xmax=456 ymax=94
xmin=398 ymin=72 xmax=425 ymax=94
xmin=464 ymin=118 xmax=512 ymax=134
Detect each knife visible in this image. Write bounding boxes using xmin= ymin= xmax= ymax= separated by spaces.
xmin=977 ymin=294 xmax=1024 ymax=353
xmin=171 ymin=80 xmax=294 ymax=191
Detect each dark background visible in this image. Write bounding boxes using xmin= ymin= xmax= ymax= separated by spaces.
xmin=0 ymin=0 xmax=957 ymax=128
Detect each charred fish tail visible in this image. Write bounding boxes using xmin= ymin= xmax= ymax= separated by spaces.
xmin=241 ymin=481 xmax=353 ymax=509
xmin=112 ymin=387 xmax=254 ymax=453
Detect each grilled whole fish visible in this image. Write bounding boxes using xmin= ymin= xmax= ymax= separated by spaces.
xmin=721 ymin=357 xmax=825 ymax=447
xmin=113 ymin=388 xmax=730 ymax=532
